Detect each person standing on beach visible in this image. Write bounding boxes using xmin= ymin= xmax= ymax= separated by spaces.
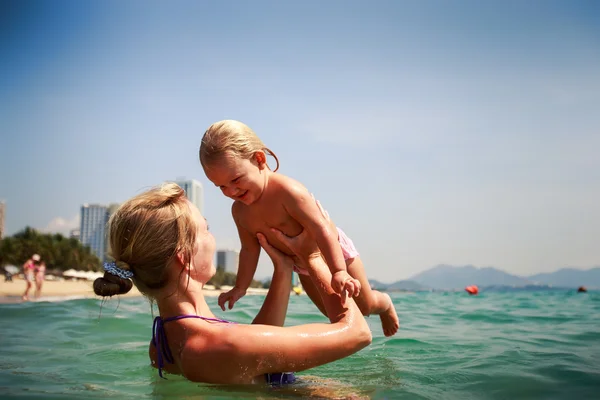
xmin=200 ymin=120 xmax=400 ymax=337
xmin=34 ymin=260 xmax=46 ymax=299
xmin=22 ymin=254 xmax=39 ymax=301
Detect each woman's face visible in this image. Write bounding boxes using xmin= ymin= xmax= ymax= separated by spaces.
xmin=188 ymin=201 xmax=216 ymax=282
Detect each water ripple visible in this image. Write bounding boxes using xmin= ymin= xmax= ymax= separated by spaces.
xmin=1 ymin=291 xmax=599 ymax=399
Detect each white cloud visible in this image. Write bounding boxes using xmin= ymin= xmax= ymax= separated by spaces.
xmin=42 ymin=215 xmax=80 ymax=236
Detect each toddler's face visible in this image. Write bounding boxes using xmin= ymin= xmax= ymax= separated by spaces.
xmin=204 ymin=153 xmax=266 ymax=206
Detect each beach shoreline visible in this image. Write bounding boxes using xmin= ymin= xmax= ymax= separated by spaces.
xmin=0 ymin=278 xmax=270 ymax=303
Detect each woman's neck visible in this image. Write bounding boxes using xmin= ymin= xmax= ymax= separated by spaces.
xmin=154 ymin=274 xmax=213 ymax=319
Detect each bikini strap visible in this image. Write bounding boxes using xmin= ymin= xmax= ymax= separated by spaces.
xmin=151 ymin=316 xmax=174 ymax=379
xmin=151 ymin=314 xmax=235 ymax=379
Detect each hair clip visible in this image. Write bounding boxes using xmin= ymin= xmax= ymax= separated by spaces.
xmin=103 ymin=262 xmax=134 ymax=280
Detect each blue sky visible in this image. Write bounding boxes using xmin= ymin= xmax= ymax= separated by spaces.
xmin=1 ymin=0 xmax=599 ymax=281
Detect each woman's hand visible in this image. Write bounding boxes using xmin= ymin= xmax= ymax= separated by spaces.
xmin=256 ymin=233 xmax=294 ymax=270
xmin=254 ymin=233 xmax=295 ymax=327
xmin=271 ymin=228 xmax=321 ymax=267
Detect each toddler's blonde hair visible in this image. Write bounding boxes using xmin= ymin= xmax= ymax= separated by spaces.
xmin=199 ymin=120 xmax=279 ymax=172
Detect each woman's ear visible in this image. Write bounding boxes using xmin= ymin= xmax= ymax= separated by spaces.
xmin=254 ymin=151 xmax=267 ymax=168
xmin=175 ymin=251 xmax=188 ymax=269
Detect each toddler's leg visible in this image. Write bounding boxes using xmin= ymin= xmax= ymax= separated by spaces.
xmin=347 ymin=257 xmax=399 ymax=336
xmin=298 ymin=274 xmax=327 ymax=317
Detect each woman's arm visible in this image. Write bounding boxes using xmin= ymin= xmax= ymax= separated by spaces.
xmin=182 ymin=229 xmax=372 ymax=384
xmin=251 ymin=233 xmax=294 ymax=326
xmin=252 ymin=196 xmax=336 ymax=327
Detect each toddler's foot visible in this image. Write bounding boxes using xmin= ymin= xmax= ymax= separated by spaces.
xmin=379 ymin=293 xmax=399 ymax=337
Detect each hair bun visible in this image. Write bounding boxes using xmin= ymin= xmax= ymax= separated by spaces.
xmin=93 ymin=271 xmax=133 ymax=297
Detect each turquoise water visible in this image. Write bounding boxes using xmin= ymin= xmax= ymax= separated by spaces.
xmin=1 ymin=291 xmax=599 ymax=399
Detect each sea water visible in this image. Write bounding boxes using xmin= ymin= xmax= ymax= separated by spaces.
xmin=1 ymin=291 xmax=599 ymax=399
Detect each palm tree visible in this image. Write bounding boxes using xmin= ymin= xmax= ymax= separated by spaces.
xmin=0 ymin=227 xmax=102 ymax=271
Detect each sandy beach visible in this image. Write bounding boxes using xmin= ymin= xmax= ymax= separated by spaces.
xmin=0 ymin=277 xmax=269 ymax=303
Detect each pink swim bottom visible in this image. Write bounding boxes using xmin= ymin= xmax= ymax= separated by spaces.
xmin=293 ymin=227 xmax=359 ymax=276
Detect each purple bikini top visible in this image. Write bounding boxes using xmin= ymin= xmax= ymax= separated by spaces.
xmin=151 ymin=314 xmax=234 ymax=378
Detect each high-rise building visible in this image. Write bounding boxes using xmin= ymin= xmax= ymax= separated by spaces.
xmin=216 ymin=249 xmax=239 ymax=273
xmin=80 ymin=204 xmax=109 ymax=262
xmin=0 ymin=201 xmax=5 ymax=239
xmin=174 ymin=179 xmax=204 ymax=214
xmin=79 ymin=203 xmax=121 ymax=262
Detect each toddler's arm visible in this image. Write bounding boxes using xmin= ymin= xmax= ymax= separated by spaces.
xmin=282 ymin=185 xmax=360 ymax=297
xmin=217 ymin=208 xmax=261 ymax=310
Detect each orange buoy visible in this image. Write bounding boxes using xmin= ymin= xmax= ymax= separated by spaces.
xmin=465 ymin=285 xmax=479 ymax=295
xmin=577 ymin=286 xmax=587 ymax=293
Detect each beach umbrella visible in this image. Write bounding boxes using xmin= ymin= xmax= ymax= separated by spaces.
xmin=47 ymin=268 xmax=63 ymax=277
xmin=83 ymin=271 xmax=103 ymax=281
xmin=4 ymin=265 xmax=19 ymax=275
xmin=73 ymin=271 xmax=89 ymax=279
xmin=62 ymin=269 xmax=79 ymax=278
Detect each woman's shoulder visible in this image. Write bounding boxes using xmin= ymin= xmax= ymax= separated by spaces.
xmin=178 ymin=322 xmax=252 ymax=383
xmin=182 ymin=320 xmax=244 ymax=353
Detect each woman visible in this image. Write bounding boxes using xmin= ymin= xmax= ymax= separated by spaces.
xmin=93 ymin=183 xmax=372 ymax=384
xmin=34 ymin=260 xmax=46 ymax=299
xmin=22 ymin=254 xmax=40 ymax=301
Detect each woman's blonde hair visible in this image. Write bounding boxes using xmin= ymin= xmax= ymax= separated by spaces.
xmin=199 ymin=120 xmax=279 ymax=172
xmin=93 ymin=183 xmax=198 ymax=297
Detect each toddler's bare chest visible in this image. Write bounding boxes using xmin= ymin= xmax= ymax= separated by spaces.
xmin=240 ymin=204 xmax=303 ymax=237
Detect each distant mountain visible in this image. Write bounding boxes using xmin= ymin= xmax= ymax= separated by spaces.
xmin=368 ymin=279 xmax=429 ymax=291
xmin=409 ymin=264 xmax=530 ymax=290
xmin=388 ymin=280 xmax=429 ymax=291
xmin=368 ymin=279 xmax=389 ymax=290
xmin=528 ymin=267 xmax=600 ymax=288
xmin=341 ymin=265 xmax=599 ymax=293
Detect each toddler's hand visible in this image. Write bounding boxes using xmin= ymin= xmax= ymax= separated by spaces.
xmin=343 ymin=276 xmax=361 ymax=298
xmin=217 ymin=287 xmax=247 ymax=311
xmin=331 ymin=271 xmax=361 ymax=299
